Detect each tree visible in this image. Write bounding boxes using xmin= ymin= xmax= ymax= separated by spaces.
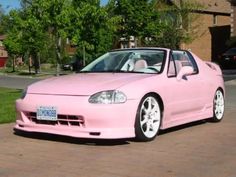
xmin=0 ymin=5 xmax=8 ymax=34
xmin=70 ymin=0 xmax=118 ymax=64
xmin=106 ymin=0 xmax=203 ymax=49
xmin=152 ymin=0 xmax=204 ymax=49
xmin=3 ymin=0 xmax=118 ymax=73
xmin=22 ymin=13 xmax=48 ymax=74
xmin=20 ymin=0 xmax=74 ymax=75
xmin=107 ymin=0 xmax=166 ymax=47
xmin=4 ymin=5 xmax=49 ymax=74
xmin=3 ymin=10 xmax=25 ymax=72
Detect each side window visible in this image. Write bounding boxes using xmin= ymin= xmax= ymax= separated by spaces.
xmin=172 ymin=50 xmax=198 ymax=74
xmin=186 ymin=51 xmax=199 ymax=73
xmin=167 ymin=53 xmax=177 ymax=77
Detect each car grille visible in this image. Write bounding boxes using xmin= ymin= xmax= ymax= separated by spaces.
xmin=26 ymin=112 xmax=85 ymax=127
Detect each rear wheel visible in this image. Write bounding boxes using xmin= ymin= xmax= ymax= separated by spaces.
xmin=212 ymin=89 xmax=224 ymax=122
xmin=135 ymin=95 xmax=161 ymax=141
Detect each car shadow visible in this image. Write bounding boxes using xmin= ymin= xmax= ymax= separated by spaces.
xmin=13 ymin=129 xmax=130 ymax=146
xmin=13 ymin=119 xmax=212 ymax=145
xmin=223 ymin=69 xmax=236 ymax=82
xmin=158 ymin=119 xmax=210 ymax=136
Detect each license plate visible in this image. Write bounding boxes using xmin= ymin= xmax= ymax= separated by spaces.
xmin=37 ymin=106 xmax=57 ymax=121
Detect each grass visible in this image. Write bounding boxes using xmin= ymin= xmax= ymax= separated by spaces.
xmin=0 ymin=66 xmax=73 ymax=78
xmin=0 ymin=87 xmax=22 ymax=124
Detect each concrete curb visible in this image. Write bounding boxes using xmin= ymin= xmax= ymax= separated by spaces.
xmin=225 ymin=79 xmax=236 ymax=86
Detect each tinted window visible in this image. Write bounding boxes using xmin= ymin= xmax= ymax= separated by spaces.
xmin=167 ymin=53 xmax=177 ymax=77
xmin=167 ymin=50 xmax=198 ymax=76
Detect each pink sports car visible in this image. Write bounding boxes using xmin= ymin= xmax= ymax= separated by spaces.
xmin=14 ymin=48 xmax=225 ymax=141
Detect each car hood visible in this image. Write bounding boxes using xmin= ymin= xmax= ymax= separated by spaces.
xmin=27 ymin=73 xmax=154 ymax=95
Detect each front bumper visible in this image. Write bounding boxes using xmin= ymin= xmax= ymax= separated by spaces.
xmin=14 ymin=94 xmax=139 ymax=139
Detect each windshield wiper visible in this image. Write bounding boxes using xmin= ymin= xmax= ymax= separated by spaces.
xmin=78 ymin=70 xmax=91 ymax=73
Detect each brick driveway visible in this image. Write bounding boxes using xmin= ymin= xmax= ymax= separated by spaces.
xmin=0 ymin=82 xmax=236 ymax=177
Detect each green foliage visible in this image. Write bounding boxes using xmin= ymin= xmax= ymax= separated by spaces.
xmin=152 ymin=0 xmax=204 ymax=48
xmin=0 ymin=87 xmax=21 ymax=124
xmin=108 ymin=0 xmax=164 ymax=45
xmin=106 ymin=0 xmax=203 ymax=49
xmin=3 ymin=10 xmax=24 ymax=56
xmin=1 ymin=0 xmax=204 ymax=69
xmin=71 ymin=1 xmax=118 ymax=63
xmin=0 ymin=5 xmax=8 ymax=34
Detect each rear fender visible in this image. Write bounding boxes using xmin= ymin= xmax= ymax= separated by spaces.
xmin=205 ymin=62 xmax=222 ymax=76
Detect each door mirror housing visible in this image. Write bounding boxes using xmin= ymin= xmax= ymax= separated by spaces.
xmin=177 ymin=66 xmax=194 ymax=81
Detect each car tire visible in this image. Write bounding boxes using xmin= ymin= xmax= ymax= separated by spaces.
xmin=212 ymin=89 xmax=225 ymax=122
xmin=135 ymin=94 xmax=162 ymax=141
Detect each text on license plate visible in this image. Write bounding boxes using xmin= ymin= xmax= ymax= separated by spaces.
xmin=37 ymin=106 xmax=57 ymax=121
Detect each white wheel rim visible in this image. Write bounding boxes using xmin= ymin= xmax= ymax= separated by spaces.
xmin=140 ymin=97 xmax=161 ymax=138
xmin=214 ymin=90 xmax=224 ymax=120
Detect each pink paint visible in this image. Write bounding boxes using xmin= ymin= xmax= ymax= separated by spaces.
xmin=14 ymin=48 xmax=225 ymax=140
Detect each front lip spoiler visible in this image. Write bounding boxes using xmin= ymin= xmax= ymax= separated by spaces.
xmin=14 ymin=120 xmax=135 ymax=139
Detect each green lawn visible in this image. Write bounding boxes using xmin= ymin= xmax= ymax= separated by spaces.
xmin=0 ymin=87 xmax=22 ymax=124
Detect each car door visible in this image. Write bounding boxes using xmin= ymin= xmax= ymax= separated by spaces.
xmin=166 ymin=50 xmax=206 ymax=122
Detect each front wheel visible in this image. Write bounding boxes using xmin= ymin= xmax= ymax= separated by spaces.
xmin=135 ymin=95 xmax=162 ymax=141
xmin=212 ymin=89 xmax=225 ymax=122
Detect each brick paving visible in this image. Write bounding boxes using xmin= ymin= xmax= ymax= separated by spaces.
xmin=0 ymin=80 xmax=235 ymax=177
xmin=0 ymin=109 xmax=236 ymax=177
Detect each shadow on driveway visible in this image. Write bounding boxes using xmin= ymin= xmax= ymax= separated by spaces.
xmin=223 ymin=69 xmax=236 ymax=82
xmin=13 ymin=129 xmax=131 ymax=146
xmin=13 ymin=119 xmax=213 ymax=145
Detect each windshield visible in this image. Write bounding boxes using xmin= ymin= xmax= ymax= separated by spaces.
xmin=81 ymin=49 xmax=166 ymax=74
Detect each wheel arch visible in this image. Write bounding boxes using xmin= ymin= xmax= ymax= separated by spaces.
xmin=142 ymin=92 xmax=164 ymax=113
xmin=212 ymin=87 xmax=225 ymax=122
xmin=217 ymin=87 xmax=225 ymax=96
xmin=134 ymin=92 xmax=164 ymax=141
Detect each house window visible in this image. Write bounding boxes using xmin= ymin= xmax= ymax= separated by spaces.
xmin=213 ymin=15 xmax=218 ymax=26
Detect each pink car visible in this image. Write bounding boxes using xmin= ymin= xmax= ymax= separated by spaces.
xmin=14 ymin=48 xmax=225 ymax=141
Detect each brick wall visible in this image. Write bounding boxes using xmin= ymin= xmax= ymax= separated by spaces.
xmin=182 ymin=13 xmax=230 ymax=61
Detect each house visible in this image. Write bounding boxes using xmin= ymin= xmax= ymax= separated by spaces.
xmin=178 ymin=0 xmax=231 ymax=62
xmin=120 ymin=36 xmax=136 ymax=49
xmin=117 ymin=0 xmax=231 ymax=62
xmin=0 ymin=35 xmax=8 ymax=68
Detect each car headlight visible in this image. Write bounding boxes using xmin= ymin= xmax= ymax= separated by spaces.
xmin=89 ymin=90 xmax=127 ymax=104
xmin=21 ymin=88 xmax=28 ymax=99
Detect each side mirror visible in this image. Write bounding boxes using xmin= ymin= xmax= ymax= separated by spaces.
xmin=177 ymin=66 xmax=194 ymax=81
